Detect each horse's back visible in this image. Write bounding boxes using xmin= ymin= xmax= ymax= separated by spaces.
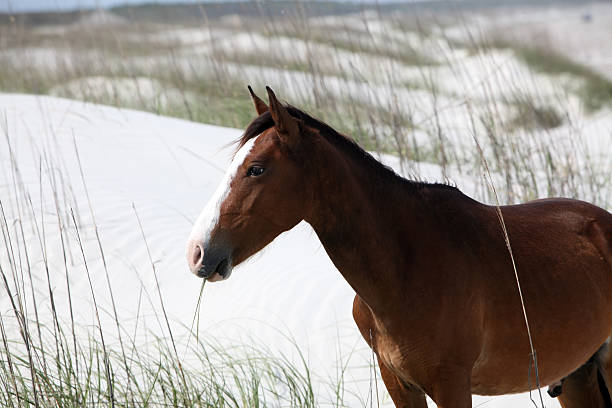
xmin=502 ymin=197 xmax=612 ymax=273
xmin=504 ymin=197 xmax=612 ymax=234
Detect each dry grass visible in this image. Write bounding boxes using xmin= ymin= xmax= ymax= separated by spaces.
xmin=1 ymin=6 xmax=610 ymax=203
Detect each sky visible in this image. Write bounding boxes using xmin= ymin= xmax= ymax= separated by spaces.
xmin=2 ymin=0 xmax=419 ymax=13
xmin=1 ymin=0 xmax=217 ymax=12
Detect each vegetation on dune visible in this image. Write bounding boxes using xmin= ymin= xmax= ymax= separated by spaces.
xmin=1 ymin=7 xmax=610 ymax=208
xmin=506 ymin=97 xmax=564 ymax=131
xmin=150 ymin=75 xmax=257 ymax=129
xmin=0 ymin=328 xmax=339 ymax=407
xmin=496 ymin=42 xmax=612 ymax=112
xmin=263 ymin=25 xmax=436 ymax=67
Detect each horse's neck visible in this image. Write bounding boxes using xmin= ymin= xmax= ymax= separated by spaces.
xmin=305 ymin=148 xmax=430 ymax=314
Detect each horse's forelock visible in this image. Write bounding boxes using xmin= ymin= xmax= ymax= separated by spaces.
xmin=237 ymin=105 xmax=310 ymax=154
xmin=236 ymin=111 xmax=274 ymax=155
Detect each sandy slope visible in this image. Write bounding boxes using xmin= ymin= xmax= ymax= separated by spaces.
xmin=471 ymin=2 xmax=612 ymax=82
xmin=0 ymin=94 xmax=563 ymax=407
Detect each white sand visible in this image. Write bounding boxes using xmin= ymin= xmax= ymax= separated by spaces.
xmin=451 ymin=2 xmax=612 ymax=81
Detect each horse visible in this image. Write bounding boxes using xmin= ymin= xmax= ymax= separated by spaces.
xmin=185 ymin=86 xmax=612 ymax=407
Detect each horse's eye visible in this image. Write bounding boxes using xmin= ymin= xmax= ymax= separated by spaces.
xmin=247 ymin=165 xmax=265 ymax=177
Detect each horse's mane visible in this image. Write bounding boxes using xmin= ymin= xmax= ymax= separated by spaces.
xmin=238 ymin=105 xmax=458 ymax=192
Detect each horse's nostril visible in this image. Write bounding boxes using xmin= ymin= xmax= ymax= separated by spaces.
xmin=188 ymin=241 xmax=205 ymax=274
xmin=192 ymin=244 xmax=202 ymax=265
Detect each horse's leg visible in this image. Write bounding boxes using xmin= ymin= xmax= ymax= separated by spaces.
xmin=428 ymin=366 xmax=472 ymax=408
xmin=377 ymin=360 xmax=427 ymax=408
xmin=352 ymin=295 xmax=428 ymax=407
xmin=557 ymin=357 xmax=611 ymax=408
xmin=597 ymin=340 xmax=612 ymax=384
xmin=592 ymin=342 xmax=612 ymax=408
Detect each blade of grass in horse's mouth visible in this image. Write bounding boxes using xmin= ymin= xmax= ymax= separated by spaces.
xmin=186 ymin=279 xmax=206 ymax=351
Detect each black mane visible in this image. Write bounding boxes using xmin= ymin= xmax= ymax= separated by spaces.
xmin=239 ymin=105 xmax=458 ymax=192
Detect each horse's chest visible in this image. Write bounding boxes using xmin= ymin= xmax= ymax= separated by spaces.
xmin=373 ymin=326 xmax=437 ymax=387
xmin=375 ymin=333 xmax=418 ymax=379
xmin=377 ymin=337 xmax=404 ymax=370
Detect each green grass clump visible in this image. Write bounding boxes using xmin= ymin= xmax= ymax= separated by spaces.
xmin=161 ymin=77 xmax=257 ymax=129
xmin=513 ymin=46 xmax=612 ymax=112
xmin=0 ymin=326 xmax=345 ymax=408
xmin=220 ymin=50 xmax=315 ymax=74
xmin=506 ymin=98 xmax=564 ymax=131
xmin=264 ymin=26 xmax=436 ymax=67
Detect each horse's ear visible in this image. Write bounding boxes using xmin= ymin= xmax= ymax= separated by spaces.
xmin=266 ymin=86 xmax=300 ymax=150
xmin=248 ymin=85 xmax=268 ymax=115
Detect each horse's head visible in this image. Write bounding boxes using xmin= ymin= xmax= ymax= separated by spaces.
xmin=186 ymin=87 xmax=311 ymax=281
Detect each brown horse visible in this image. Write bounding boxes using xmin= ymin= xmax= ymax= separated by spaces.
xmin=186 ymin=86 xmax=612 ymax=407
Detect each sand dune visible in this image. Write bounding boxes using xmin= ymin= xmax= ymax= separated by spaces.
xmin=0 ymin=93 xmax=566 ymax=406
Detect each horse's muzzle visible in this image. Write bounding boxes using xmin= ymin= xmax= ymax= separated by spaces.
xmin=187 ymin=239 xmax=232 ymax=281
xmin=200 ymin=257 xmax=231 ymax=281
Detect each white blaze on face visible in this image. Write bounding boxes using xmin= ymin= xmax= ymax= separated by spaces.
xmin=187 ymin=136 xmax=259 ymax=249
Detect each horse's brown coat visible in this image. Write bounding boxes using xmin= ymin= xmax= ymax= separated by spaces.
xmin=188 ymin=87 xmax=612 ymax=407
